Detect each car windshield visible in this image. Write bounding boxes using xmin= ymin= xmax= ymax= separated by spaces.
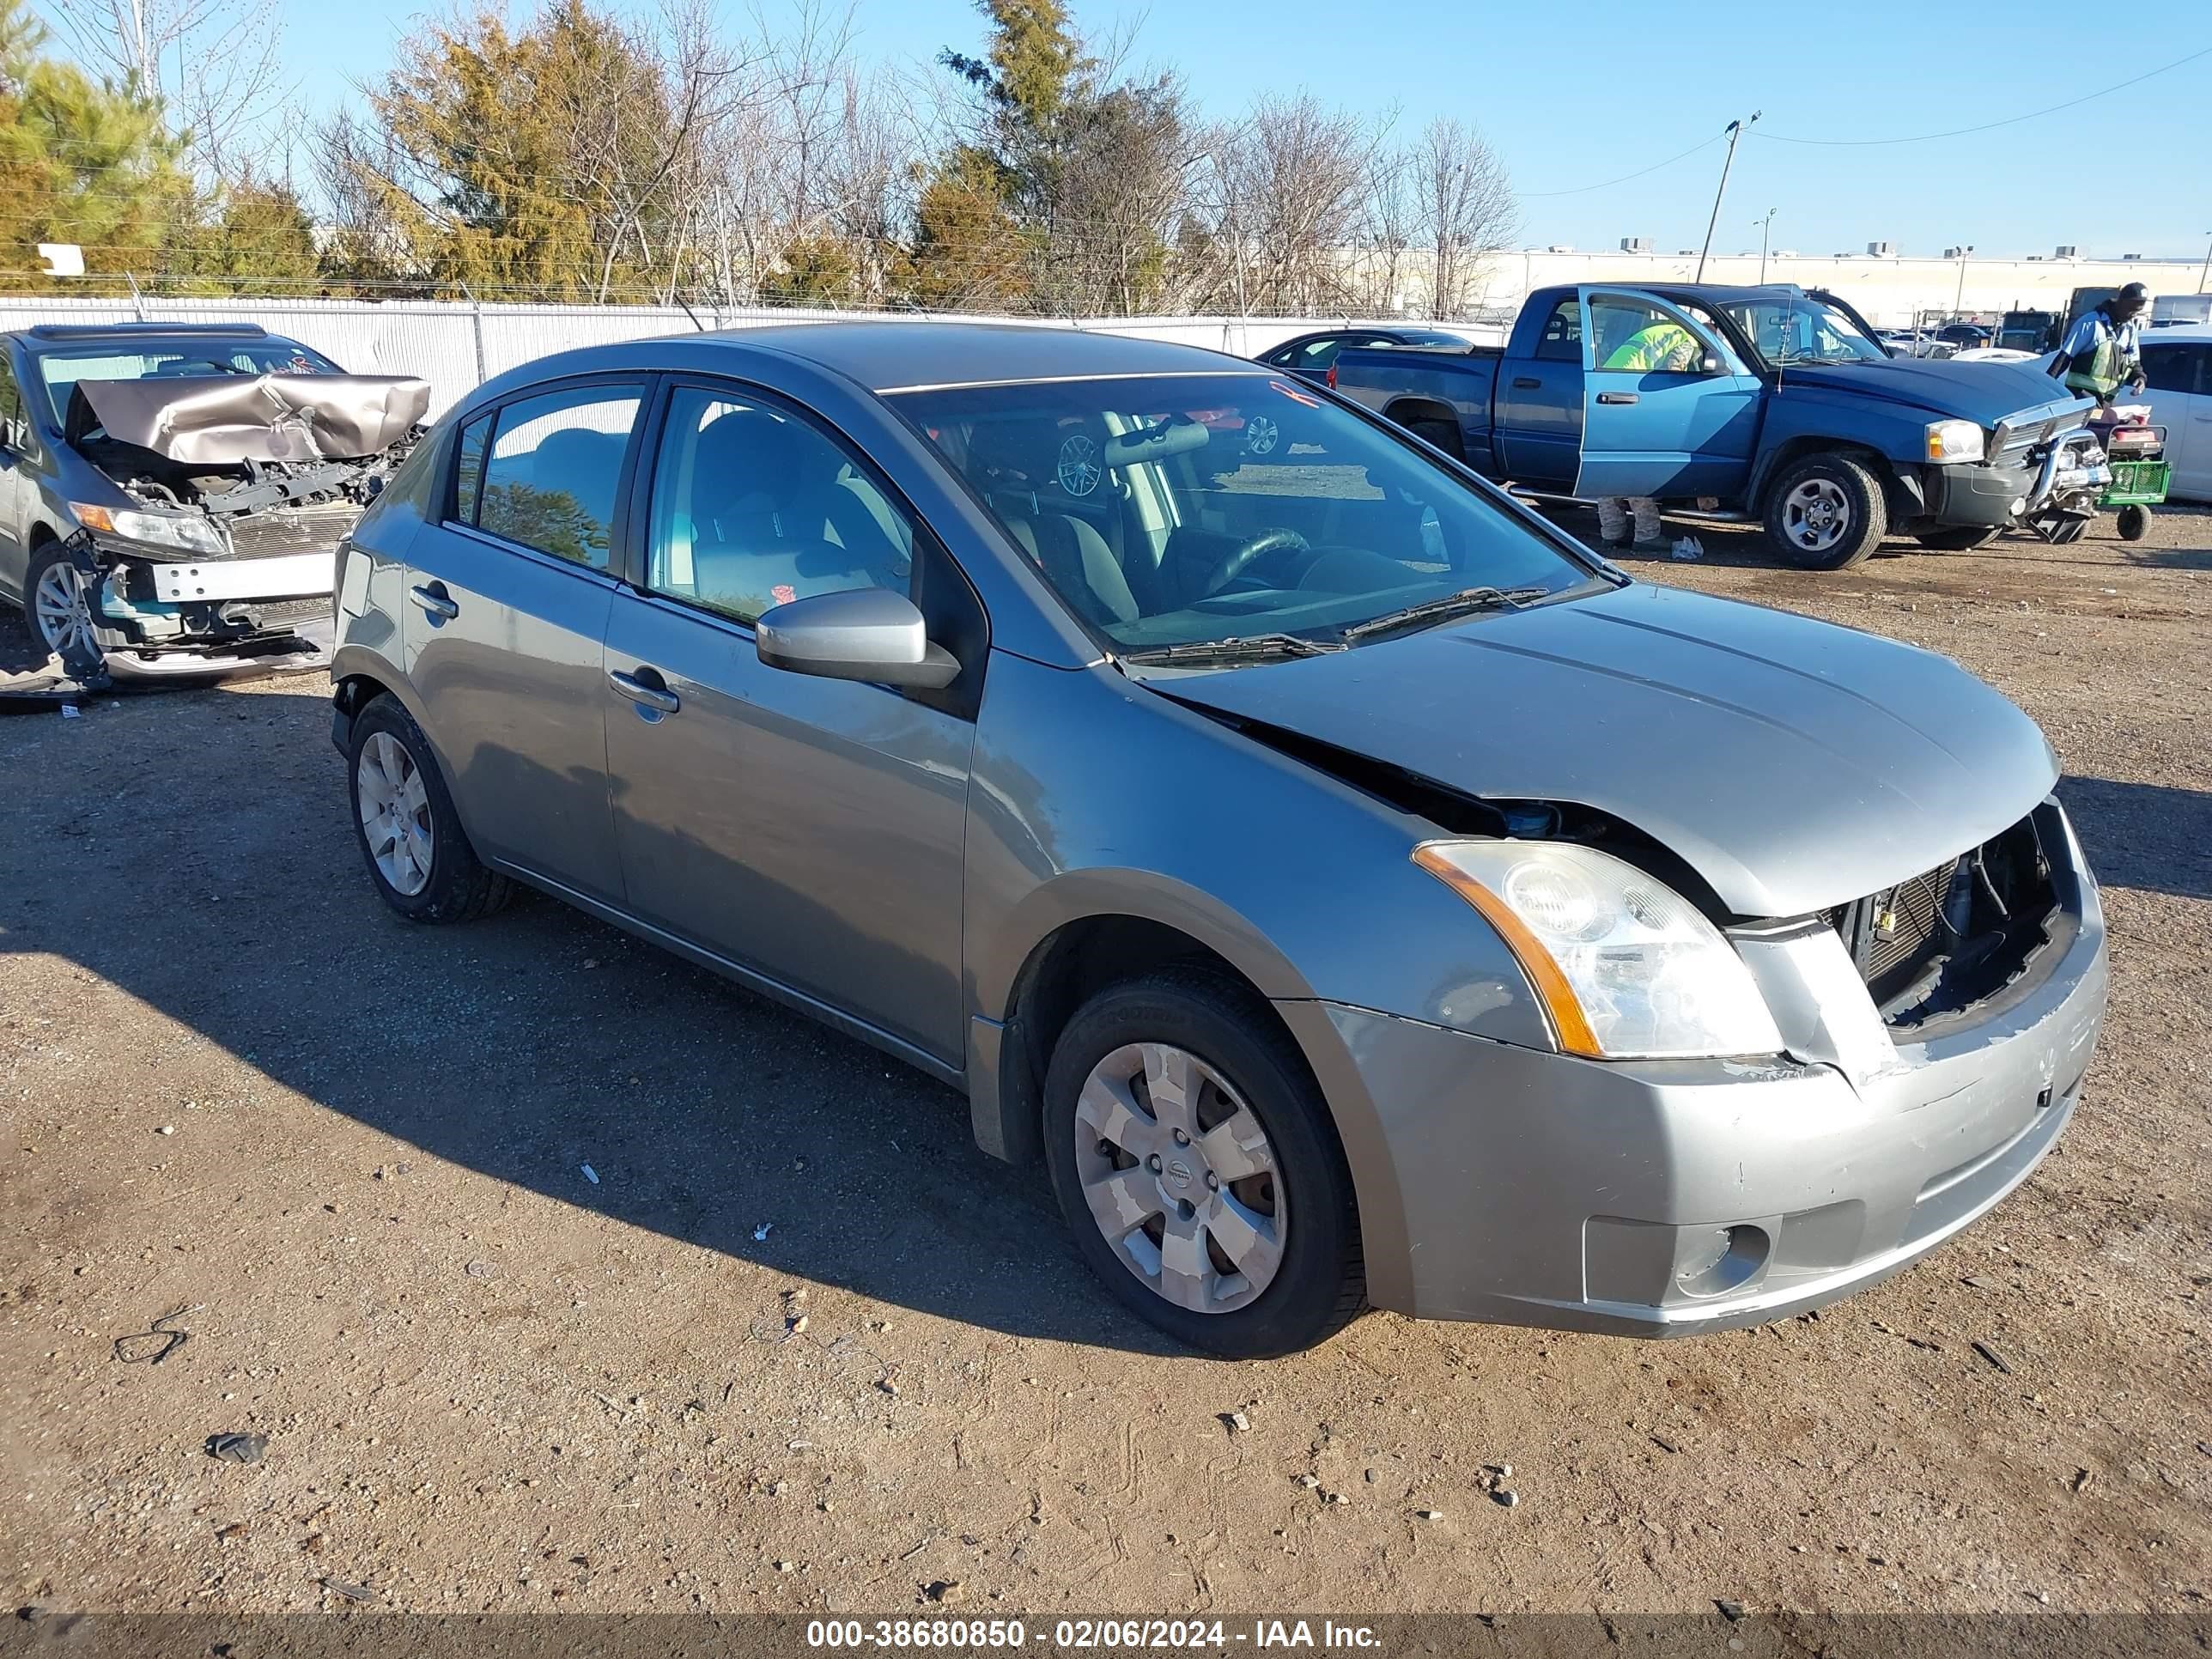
xmin=31 ymin=337 xmax=342 ymax=426
xmin=889 ymin=374 xmax=1597 ymax=653
xmin=1710 ymin=296 xmax=1886 ymax=367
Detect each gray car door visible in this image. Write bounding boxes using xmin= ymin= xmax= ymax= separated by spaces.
xmin=600 ymin=378 xmax=979 ymax=1064
xmin=0 ymin=352 xmax=31 ymax=601
xmin=401 ymin=377 xmax=647 ymax=905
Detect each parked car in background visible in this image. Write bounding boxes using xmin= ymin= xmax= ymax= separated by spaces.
xmin=329 ymin=322 xmax=2106 ymax=1357
xmin=1256 ymin=326 xmax=1473 ymax=382
xmin=0 ymin=321 xmax=429 ymax=681
xmin=2138 ymin=325 xmax=2212 ymax=501
xmin=1330 ymin=283 xmax=2108 ymax=566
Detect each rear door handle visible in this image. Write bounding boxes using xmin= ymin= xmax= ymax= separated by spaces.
xmin=1595 ymin=392 xmax=1640 ymax=405
xmin=607 ymin=667 xmax=680 ymax=715
xmin=409 ymin=583 xmax=459 ymax=620
xmin=1510 ymin=376 xmax=1541 ymax=389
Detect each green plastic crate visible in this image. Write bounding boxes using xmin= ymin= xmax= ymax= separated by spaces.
xmin=2101 ymin=459 xmax=2171 ymax=507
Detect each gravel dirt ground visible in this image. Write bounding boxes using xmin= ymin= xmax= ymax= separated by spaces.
xmin=3 ymin=507 xmax=2209 ymax=1619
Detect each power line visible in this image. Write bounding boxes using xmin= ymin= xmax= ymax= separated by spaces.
xmin=1753 ymin=43 xmax=2212 ymax=145
xmin=1518 ymin=133 xmax=1723 ymax=198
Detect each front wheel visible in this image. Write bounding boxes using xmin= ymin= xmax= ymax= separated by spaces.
xmin=347 ymin=694 xmax=511 ymax=924
xmin=25 ymin=541 xmax=107 ymax=678
xmin=1043 ymin=972 xmax=1364 ymax=1357
xmin=2115 ymin=504 xmax=2150 ymax=542
xmin=1764 ymin=453 xmax=1888 ymax=570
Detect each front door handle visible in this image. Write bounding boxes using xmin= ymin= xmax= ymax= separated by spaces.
xmin=1510 ymin=376 xmax=1542 ymax=389
xmin=409 ymin=583 xmax=459 ymax=620
xmin=607 ymin=667 xmax=680 ymax=715
xmin=1595 ymin=392 xmax=1640 ymax=405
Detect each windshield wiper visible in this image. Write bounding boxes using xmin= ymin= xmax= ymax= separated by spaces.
xmin=1337 ymin=585 xmax=1552 ymax=644
xmin=1117 ymin=632 xmax=1347 ymax=666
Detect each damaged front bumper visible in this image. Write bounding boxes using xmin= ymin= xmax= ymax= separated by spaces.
xmin=1278 ymin=799 xmax=2106 ymax=1334
xmin=66 ymin=530 xmax=335 ymax=680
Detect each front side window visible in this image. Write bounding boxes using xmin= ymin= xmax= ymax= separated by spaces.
xmin=644 ymin=385 xmax=915 ymax=624
xmin=1590 ymin=296 xmax=1704 ymax=372
xmin=472 ymin=385 xmax=643 ymax=570
xmin=891 ymin=373 xmax=1595 ymax=652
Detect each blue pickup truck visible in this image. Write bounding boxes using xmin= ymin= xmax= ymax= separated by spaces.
xmin=1328 ymin=283 xmax=2109 ymax=568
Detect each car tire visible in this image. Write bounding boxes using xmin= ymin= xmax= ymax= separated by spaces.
xmin=1042 ymin=970 xmax=1364 ymax=1358
xmin=347 ymin=694 xmax=511 ymax=924
xmin=1914 ymin=526 xmax=2002 ymax=551
xmin=24 ymin=539 xmax=108 ymax=680
xmin=1765 ymin=453 xmax=1887 ymax=570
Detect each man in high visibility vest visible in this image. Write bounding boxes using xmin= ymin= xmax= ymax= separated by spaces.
xmin=2048 ymin=283 xmax=2148 ymax=405
xmin=1592 ymin=318 xmax=1702 ymax=550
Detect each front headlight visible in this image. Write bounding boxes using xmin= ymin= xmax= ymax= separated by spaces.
xmin=1411 ymin=840 xmax=1784 ymax=1060
xmin=1924 ymin=419 xmax=1985 ymax=464
xmin=72 ymin=503 xmax=228 ymax=556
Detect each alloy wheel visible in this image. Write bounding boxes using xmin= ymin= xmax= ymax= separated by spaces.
xmin=32 ymin=560 xmax=98 ymax=661
xmin=356 ymin=731 xmax=435 ymax=896
xmin=1244 ymin=414 xmax=1280 ymax=456
xmin=1782 ymin=477 xmax=1850 ymax=554
xmin=1071 ymin=1042 xmax=1286 ymax=1314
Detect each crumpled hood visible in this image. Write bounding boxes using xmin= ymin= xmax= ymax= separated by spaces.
xmin=1778 ymin=356 xmax=2088 ymax=428
xmin=79 ymin=373 xmax=432 ymax=464
xmin=1148 ymin=583 xmax=2057 ymax=917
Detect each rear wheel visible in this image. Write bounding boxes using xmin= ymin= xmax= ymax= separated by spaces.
xmin=1764 ymin=453 xmax=1887 ymax=569
xmin=1405 ymin=417 xmax=1466 ymax=464
xmin=348 ymin=694 xmax=511 ymax=924
xmin=1043 ymin=971 xmax=1364 ymax=1358
xmin=1914 ymin=526 xmax=2002 ymax=551
xmin=2115 ymin=504 xmax=2150 ymax=542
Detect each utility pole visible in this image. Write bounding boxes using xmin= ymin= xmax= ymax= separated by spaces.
xmin=1696 ymin=112 xmax=1759 ymax=282
xmin=2199 ymin=231 xmax=2211 ymax=295
xmin=1954 ymin=245 xmax=1973 ymax=316
xmin=1754 ymin=208 xmax=1777 ymax=283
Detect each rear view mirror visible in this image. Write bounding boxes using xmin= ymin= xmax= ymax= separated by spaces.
xmin=756 ymin=587 xmax=960 ymax=690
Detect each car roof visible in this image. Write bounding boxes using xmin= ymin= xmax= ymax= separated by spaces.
xmin=713 ymin=319 xmax=1266 ymax=393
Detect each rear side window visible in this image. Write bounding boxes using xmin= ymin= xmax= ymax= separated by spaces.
xmin=1532 ymin=299 xmax=1581 ymax=362
xmin=2142 ymin=344 xmax=2204 ymax=397
xmin=468 ymin=384 xmax=645 ymax=570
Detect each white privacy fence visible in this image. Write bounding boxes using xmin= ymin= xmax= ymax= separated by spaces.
xmin=0 ymin=296 xmax=1441 ymax=416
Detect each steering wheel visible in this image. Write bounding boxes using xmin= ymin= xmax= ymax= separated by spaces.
xmin=1199 ymin=527 xmax=1308 ymax=598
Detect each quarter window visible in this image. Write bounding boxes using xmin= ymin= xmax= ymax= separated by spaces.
xmin=469 ymin=385 xmax=644 ymax=570
xmin=644 ymin=385 xmax=916 ymax=625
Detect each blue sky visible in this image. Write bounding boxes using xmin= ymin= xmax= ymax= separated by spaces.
xmin=276 ymin=0 xmax=2211 ymax=262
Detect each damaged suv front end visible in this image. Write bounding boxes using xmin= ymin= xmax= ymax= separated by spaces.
xmin=5 ymin=323 xmax=429 ymax=683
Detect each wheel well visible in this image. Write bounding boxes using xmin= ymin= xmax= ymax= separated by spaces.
xmin=1382 ymin=397 xmax=1460 ymax=439
xmin=994 ymin=915 xmax=1296 ymax=1164
xmin=333 ymin=671 xmax=395 ymax=720
xmin=27 ymin=522 xmax=57 ymax=550
xmin=1753 ymin=439 xmax=1893 ymax=514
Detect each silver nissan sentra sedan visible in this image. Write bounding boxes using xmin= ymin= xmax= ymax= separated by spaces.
xmin=328 ymin=323 xmax=2107 ymax=1358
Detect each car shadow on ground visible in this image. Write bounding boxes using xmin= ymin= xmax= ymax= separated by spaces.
xmin=0 ymin=678 xmax=1176 ymax=1353
xmin=2058 ymin=775 xmax=2212 ymax=902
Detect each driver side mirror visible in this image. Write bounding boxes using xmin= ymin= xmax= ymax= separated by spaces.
xmin=1699 ymin=351 xmax=1724 ymax=374
xmin=756 ymin=587 xmax=960 ymax=690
